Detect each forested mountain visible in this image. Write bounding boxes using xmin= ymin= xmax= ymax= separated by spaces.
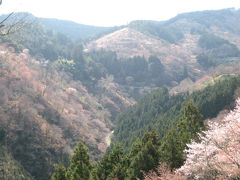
xmin=52 ymin=78 xmax=240 ymax=179
xmin=114 ymin=76 xmax=240 ymax=151
xmin=0 ymin=12 xmax=112 ymax=40
xmin=39 ymin=18 xmax=111 ymax=40
xmin=0 ymin=8 xmax=240 ymax=179
xmin=86 ymin=8 xmax=240 ymax=95
xmin=0 ymin=44 xmax=135 ymax=179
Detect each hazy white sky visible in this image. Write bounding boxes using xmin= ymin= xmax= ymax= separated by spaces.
xmin=0 ymin=0 xmax=240 ymax=26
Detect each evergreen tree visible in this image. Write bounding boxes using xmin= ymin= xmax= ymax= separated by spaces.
xmin=177 ymin=99 xmax=204 ymax=144
xmin=158 ymin=128 xmax=182 ymax=168
xmin=51 ymin=164 xmax=66 ymax=180
xmin=127 ymin=130 xmax=161 ymax=180
xmin=159 ymin=100 xmax=205 ymax=168
xmin=65 ymin=141 xmax=93 ymax=180
xmin=95 ymin=143 xmax=124 ymax=180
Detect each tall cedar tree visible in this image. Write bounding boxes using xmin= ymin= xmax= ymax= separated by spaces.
xmin=159 ymin=100 xmax=205 ymax=169
xmin=65 ymin=141 xmax=93 ymax=180
xmin=126 ymin=129 xmax=161 ymax=180
xmin=94 ymin=142 xmax=124 ymax=180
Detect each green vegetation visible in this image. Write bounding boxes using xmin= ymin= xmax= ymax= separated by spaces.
xmin=51 ymin=142 xmax=93 ymax=180
xmin=114 ymin=76 xmax=240 ymax=151
xmin=89 ymin=51 xmax=169 ymax=88
xmin=129 ymin=20 xmax=184 ymax=43
xmin=51 ymin=164 xmax=66 ymax=180
xmin=94 ymin=143 xmax=124 ymax=179
xmin=198 ymin=33 xmax=230 ymax=49
xmin=159 ymin=100 xmax=205 ymax=168
xmin=0 ymin=146 xmax=34 ymax=180
xmin=197 ymin=33 xmax=240 ymax=68
xmin=169 ymin=8 xmax=240 ymax=34
xmin=65 ymin=142 xmax=93 ymax=180
xmin=52 ymin=100 xmax=205 ymax=179
xmin=0 ymin=24 xmax=74 ymax=61
xmin=40 ymin=17 xmax=111 ymax=40
xmin=2 ymin=8 xmax=240 ymax=180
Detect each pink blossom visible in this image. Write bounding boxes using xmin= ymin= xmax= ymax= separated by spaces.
xmin=178 ymin=98 xmax=240 ymax=179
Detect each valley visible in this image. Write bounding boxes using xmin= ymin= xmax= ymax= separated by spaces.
xmin=0 ymin=8 xmax=240 ymax=180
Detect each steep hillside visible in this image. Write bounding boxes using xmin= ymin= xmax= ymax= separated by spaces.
xmin=0 ymin=146 xmax=33 ymax=180
xmin=85 ymin=8 xmax=240 ymax=91
xmin=0 ymin=44 xmax=134 ymax=179
xmin=113 ymin=76 xmax=240 ymax=151
xmin=1 ymin=8 xmax=240 ymax=179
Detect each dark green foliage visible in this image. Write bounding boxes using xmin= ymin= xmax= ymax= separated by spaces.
xmin=88 ymin=51 xmax=169 ymax=93
xmin=198 ymin=34 xmax=229 ymax=49
xmin=95 ymin=143 xmax=124 ymax=180
xmin=114 ymin=76 xmax=240 ymax=152
xmin=66 ymin=141 xmax=93 ymax=180
xmin=177 ymin=100 xmax=204 ymax=139
xmin=40 ymin=18 xmax=111 ymax=40
xmin=197 ymin=34 xmax=240 ymax=68
xmin=168 ymin=8 xmax=240 ymax=34
xmin=95 ymin=130 xmax=161 ymax=180
xmin=158 ymin=128 xmax=182 ymax=168
xmin=129 ymin=20 xmax=184 ymax=43
xmin=196 ymin=53 xmax=213 ymax=68
xmin=0 ymin=24 xmax=74 ymax=61
xmin=87 ymin=130 xmax=162 ymax=180
xmin=193 ymin=76 xmax=239 ymax=119
xmin=48 ymin=72 xmax=240 ymax=180
xmin=114 ymin=87 xmax=184 ymax=151
xmin=0 ymin=146 xmax=34 ymax=180
xmin=56 ymin=58 xmax=75 ymax=73
xmin=0 ymin=128 xmax=6 ymax=143
xmin=148 ymin=56 xmax=164 ymax=80
xmin=159 ymin=100 xmax=205 ymax=168
xmin=51 ymin=164 xmax=66 ymax=180
xmin=126 ymin=130 xmax=161 ymax=179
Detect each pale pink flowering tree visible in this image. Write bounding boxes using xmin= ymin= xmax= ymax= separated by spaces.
xmin=178 ymin=98 xmax=240 ymax=179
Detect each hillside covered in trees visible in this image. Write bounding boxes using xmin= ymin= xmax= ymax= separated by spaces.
xmin=52 ymin=81 xmax=240 ymax=179
xmin=0 ymin=7 xmax=240 ymax=180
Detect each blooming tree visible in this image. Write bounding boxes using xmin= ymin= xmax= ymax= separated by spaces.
xmin=178 ymin=98 xmax=240 ymax=179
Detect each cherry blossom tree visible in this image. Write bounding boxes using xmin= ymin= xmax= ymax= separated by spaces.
xmin=178 ymin=98 xmax=240 ymax=179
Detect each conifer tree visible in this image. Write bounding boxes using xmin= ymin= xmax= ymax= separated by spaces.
xmin=127 ymin=130 xmax=161 ymax=179
xmin=65 ymin=141 xmax=93 ymax=180
xmin=95 ymin=142 xmax=124 ymax=179
xmin=158 ymin=128 xmax=182 ymax=168
xmin=159 ymin=100 xmax=205 ymax=168
xmin=51 ymin=164 xmax=66 ymax=180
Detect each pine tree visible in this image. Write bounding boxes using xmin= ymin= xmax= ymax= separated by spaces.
xmin=65 ymin=141 xmax=93 ymax=180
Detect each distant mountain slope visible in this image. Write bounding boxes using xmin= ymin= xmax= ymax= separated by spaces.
xmin=85 ymin=27 xmax=203 ymax=81
xmin=0 ymin=12 xmax=112 ymax=40
xmin=85 ymin=8 xmax=240 ymax=88
xmin=39 ymin=18 xmax=112 ymax=40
